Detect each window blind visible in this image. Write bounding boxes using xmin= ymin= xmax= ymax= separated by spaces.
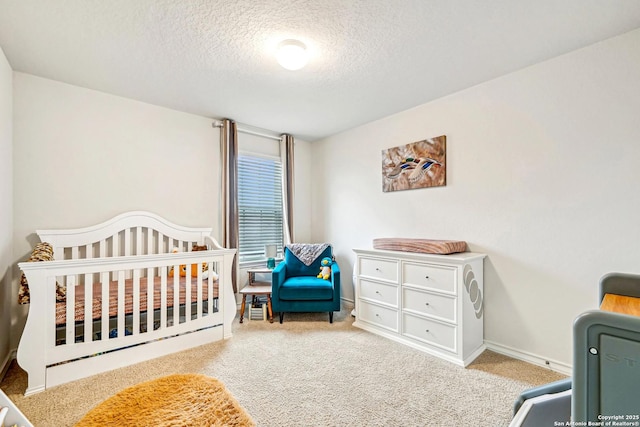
xmin=238 ymin=154 xmax=284 ymax=263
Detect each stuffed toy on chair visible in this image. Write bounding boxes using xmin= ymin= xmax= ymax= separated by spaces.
xmin=317 ymin=257 xmax=332 ymax=280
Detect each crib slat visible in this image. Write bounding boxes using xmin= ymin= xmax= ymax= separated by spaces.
xmin=124 ymin=229 xmax=131 ymax=257
xmin=112 ymin=232 xmax=120 ymax=257
xmin=84 ymin=272 xmax=93 ymax=342
xmin=197 ymin=266 xmax=203 ymax=318
xmin=160 ymin=266 xmax=167 ymax=328
xmin=207 ymin=262 xmax=213 ymax=316
xmin=117 ymin=271 xmax=125 ymax=337
xmin=124 ymin=230 xmax=132 ymax=279
xmin=146 ymin=266 xmax=153 ymax=333
xmin=99 ymin=239 xmax=106 ymax=258
xmin=136 ymin=227 xmax=142 ymax=256
xmin=173 ymin=268 xmax=179 ymax=326
xmin=185 ymin=267 xmax=191 ymax=321
xmin=71 ymin=246 xmax=79 ymax=260
xmin=101 ymin=271 xmax=109 ymax=341
xmin=157 ymin=232 xmax=165 ymax=254
xmin=147 ymin=229 xmax=153 ymax=255
xmin=133 ymin=269 xmax=140 ymax=335
xmin=66 ymin=275 xmax=76 ymax=344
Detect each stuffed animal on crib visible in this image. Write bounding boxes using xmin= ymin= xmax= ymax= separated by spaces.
xmin=168 ymin=245 xmax=212 ymax=279
xmin=317 ymin=257 xmax=332 ymax=280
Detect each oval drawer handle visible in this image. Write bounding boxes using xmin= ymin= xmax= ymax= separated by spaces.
xmin=424 ymin=275 xmax=430 ymax=279
xmin=375 ymin=313 xmax=381 ymax=317
xmin=424 ymin=302 xmax=430 ymax=306
xmin=375 ymin=291 xmax=381 ymax=295
xmin=425 ymin=329 xmax=430 ymax=333
xmin=375 ymin=267 xmax=381 ymax=272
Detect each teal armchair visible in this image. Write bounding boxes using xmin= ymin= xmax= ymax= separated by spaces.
xmin=272 ymin=245 xmax=341 ymax=323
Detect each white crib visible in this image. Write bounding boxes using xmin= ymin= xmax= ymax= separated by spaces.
xmin=17 ymin=211 xmax=236 ymax=396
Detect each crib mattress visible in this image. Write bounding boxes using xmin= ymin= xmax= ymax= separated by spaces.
xmin=56 ymin=276 xmax=218 ymax=326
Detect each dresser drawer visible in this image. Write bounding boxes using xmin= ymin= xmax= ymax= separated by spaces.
xmin=358 ymin=300 xmax=398 ymax=332
xmin=402 ymin=288 xmax=456 ymax=323
xmin=402 ymin=313 xmax=456 ymax=352
xmin=359 ymin=257 xmax=399 ymax=283
xmin=403 ymin=262 xmax=456 ymax=294
xmin=359 ymin=278 xmax=398 ymax=307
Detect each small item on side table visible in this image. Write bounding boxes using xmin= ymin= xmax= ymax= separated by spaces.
xmin=265 ymin=244 xmax=277 ymax=269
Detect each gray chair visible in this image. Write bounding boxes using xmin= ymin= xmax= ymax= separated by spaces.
xmin=510 ymin=273 xmax=640 ymax=426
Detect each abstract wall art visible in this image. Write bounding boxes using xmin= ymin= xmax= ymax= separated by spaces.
xmin=382 ymin=135 xmax=446 ymax=192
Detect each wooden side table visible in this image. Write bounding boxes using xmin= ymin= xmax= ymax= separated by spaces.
xmin=239 ymin=268 xmax=274 ymax=323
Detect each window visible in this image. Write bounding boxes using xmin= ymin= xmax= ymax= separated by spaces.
xmin=237 ymin=154 xmax=284 ymax=264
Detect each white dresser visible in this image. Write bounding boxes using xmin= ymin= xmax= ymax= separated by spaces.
xmin=353 ymin=248 xmax=486 ymax=367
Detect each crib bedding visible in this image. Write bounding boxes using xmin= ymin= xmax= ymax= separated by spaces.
xmin=56 ymin=276 xmax=219 ymax=326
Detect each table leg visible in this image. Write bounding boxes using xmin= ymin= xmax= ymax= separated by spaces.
xmin=267 ymin=294 xmax=273 ymax=323
xmin=240 ymin=294 xmax=247 ymax=323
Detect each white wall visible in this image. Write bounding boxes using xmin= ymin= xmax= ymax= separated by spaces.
xmin=312 ymin=28 xmax=640 ymax=368
xmin=0 ymin=48 xmax=13 ymax=376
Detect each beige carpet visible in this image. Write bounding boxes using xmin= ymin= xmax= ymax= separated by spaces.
xmin=1 ymin=308 xmax=565 ymax=426
xmin=74 ymin=373 xmax=254 ymax=427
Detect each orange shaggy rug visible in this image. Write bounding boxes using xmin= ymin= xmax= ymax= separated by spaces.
xmin=74 ymin=374 xmax=255 ymax=427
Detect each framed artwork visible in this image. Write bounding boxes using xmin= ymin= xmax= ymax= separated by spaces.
xmin=382 ymin=135 xmax=446 ymax=192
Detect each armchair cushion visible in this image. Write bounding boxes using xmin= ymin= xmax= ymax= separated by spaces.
xmin=279 ymin=276 xmax=334 ymax=301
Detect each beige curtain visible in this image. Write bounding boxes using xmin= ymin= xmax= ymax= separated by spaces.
xmin=221 ymin=119 xmax=239 ymax=293
xmin=280 ymin=134 xmax=295 ymax=244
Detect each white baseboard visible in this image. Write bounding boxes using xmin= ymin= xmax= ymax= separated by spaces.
xmin=484 ymin=340 xmax=572 ymax=377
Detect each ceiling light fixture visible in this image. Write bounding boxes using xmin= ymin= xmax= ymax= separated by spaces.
xmin=276 ymin=39 xmax=308 ymax=71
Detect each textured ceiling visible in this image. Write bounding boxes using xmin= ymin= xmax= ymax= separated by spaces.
xmin=1 ymin=0 xmax=640 ymax=141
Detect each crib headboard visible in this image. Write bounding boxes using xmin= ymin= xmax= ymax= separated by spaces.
xmin=38 ymin=211 xmax=221 ymax=261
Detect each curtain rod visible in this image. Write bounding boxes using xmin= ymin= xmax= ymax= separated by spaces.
xmin=212 ymin=120 xmax=283 ymax=142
